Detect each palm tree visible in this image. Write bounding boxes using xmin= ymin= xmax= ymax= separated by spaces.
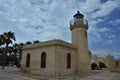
xmin=0 ymin=48 xmax=3 ymax=54
xmin=2 ymin=31 xmax=16 ymax=69
xmin=12 ymin=43 xmax=24 ymax=67
xmin=0 ymin=48 xmax=5 ymax=66
xmin=18 ymin=43 xmax=24 ymax=61
xmin=13 ymin=43 xmax=19 ymax=66
xmin=0 ymin=34 xmax=5 ymax=69
xmin=3 ymin=31 xmax=16 ymax=47
xmin=0 ymin=48 xmax=3 ymax=65
xmin=8 ymin=46 xmax=13 ymax=65
xmin=17 ymin=43 xmax=24 ymax=67
xmin=0 ymin=35 xmax=4 ymax=46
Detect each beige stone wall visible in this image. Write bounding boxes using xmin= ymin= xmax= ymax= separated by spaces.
xmin=91 ymin=55 xmax=116 ymax=68
xmin=55 ymin=46 xmax=77 ymax=76
xmin=21 ymin=46 xmax=56 ymax=76
xmin=115 ymin=60 xmax=120 ymax=68
xmin=105 ymin=55 xmax=116 ymax=68
xmin=71 ymin=24 xmax=90 ymax=74
xmin=77 ymin=28 xmax=90 ymax=73
xmin=110 ymin=68 xmax=120 ymax=72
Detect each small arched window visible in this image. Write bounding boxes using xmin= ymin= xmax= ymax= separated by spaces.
xmin=26 ymin=53 xmax=30 ymax=67
xmin=67 ymin=53 xmax=71 ymax=69
xmin=116 ymin=61 xmax=119 ymax=65
xmin=85 ymin=31 xmax=87 ymax=37
xmin=41 ymin=52 xmax=46 ymax=68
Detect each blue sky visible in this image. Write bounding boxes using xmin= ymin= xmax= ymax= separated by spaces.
xmin=0 ymin=0 xmax=120 ymax=58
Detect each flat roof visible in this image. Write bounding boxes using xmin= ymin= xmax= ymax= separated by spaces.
xmin=22 ymin=39 xmax=77 ymax=50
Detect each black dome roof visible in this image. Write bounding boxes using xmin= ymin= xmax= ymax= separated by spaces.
xmin=73 ymin=11 xmax=84 ymax=18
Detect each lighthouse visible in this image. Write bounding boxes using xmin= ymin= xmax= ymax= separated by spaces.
xmin=70 ymin=11 xmax=90 ymax=74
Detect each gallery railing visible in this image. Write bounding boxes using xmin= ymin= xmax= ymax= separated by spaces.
xmin=70 ymin=19 xmax=88 ymax=26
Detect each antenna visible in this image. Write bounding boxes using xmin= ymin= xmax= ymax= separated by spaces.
xmin=77 ymin=0 xmax=80 ymax=11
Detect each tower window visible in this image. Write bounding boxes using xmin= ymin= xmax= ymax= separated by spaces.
xmin=85 ymin=31 xmax=87 ymax=37
xmin=116 ymin=61 xmax=119 ymax=65
xmin=26 ymin=53 xmax=30 ymax=67
xmin=67 ymin=53 xmax=71 ymax=69
xmin=41 ymin=52 xmax=46 ymax=68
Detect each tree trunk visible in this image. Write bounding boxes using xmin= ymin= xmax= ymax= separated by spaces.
xmin=2 ymin=49 xmax=6 ymax=69
xmin=2 ymin=44 xmax=8 ymax=69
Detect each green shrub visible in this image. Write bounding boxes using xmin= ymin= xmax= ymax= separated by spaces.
xmin=99 ymin=62 xmax=106 ymax=69
xmin=91 ymin=63 xmax=98 ymax=70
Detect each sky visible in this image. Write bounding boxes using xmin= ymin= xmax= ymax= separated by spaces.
xmin=0 ymin=0 xmax=120 ymax=58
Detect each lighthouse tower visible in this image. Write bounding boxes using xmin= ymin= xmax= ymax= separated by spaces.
xmin=70 ymin=11 xmax=90 ymax=74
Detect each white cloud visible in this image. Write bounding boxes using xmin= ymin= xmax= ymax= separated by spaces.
xmin=108 ymin=35 xmax=116 ymax=38
xmin=91 ymin=0 xmax=120 ymax=19
xmin=79 ymin=0 xmax=101 ymax=13
xmin=118 ymin=27 xmax=120 ymax=30
xmin=110 ymin=19 xmax=120 ymax=25
xmin=107 ymin=40 xmax=113 ymax=44
xmin=99 ymin=27 xmax=111 ymax=32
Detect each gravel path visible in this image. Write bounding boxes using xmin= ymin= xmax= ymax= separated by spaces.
xmin=0 ymin=66 xmax=120 ymax=80
xmin=111 ymin=73 xmax=120 ymax=80
xmin=0 ymin=66 xmax=37 ymax=80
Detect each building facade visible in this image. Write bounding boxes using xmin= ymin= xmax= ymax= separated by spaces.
xmin=21 ymin=11 xmax=90 ymax=77
xmin=91 ymin=54 xmax=117 ymax=69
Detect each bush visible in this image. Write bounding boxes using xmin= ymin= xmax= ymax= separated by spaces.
xmin=91 ymin=63 xmax=98 ymax=70
xmin=99 ymin=62 xmax=106 ymax=69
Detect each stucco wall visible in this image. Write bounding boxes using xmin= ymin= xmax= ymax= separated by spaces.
xmin=21 ymin=46 xmax=56 ymax=76
xmin=55 ymin=46 xmax=77 ymax=76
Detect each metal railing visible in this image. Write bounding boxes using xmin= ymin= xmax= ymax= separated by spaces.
xmin=70 ymin=19 xmax=88 ymax=26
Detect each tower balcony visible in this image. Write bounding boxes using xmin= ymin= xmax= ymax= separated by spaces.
xmin=70 ymin=19 xmax=88 ymax=26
